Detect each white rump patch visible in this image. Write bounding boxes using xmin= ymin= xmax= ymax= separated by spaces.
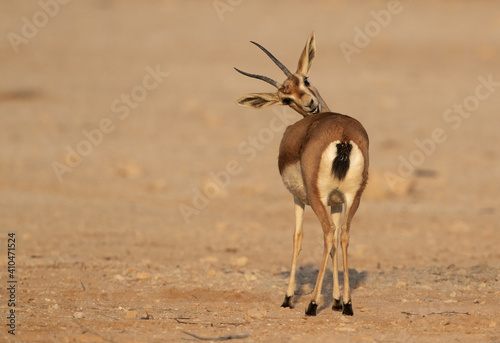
xmin=317 ymin=141 xmax=365 ymax=206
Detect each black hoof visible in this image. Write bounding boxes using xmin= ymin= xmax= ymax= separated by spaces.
xmin=332 ymin=298 xmax=342 ymax=312
xmin=342 ymin=301 xmax=354 ymax=316
xmin=305 ymin=301 xmax=318 ymax=316
xmin=281 ymin=295 xmax=294 ymax=309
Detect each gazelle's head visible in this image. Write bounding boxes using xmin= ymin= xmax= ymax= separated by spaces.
xmin=235 ymin=31 xmax=327 ymax=117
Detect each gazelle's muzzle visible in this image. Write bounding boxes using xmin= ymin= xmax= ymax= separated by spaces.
xmin=303 ymin=94 xmax=320 ymax=115
xmin=313 ymin=103 xmax=321 ymax=114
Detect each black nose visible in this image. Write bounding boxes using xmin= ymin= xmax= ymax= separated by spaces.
xmin=309 ymin=99 xmax=315 ymax=107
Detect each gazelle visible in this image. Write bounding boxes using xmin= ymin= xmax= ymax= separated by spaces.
xmin=234 ymin=32 xmax=369 ymax=316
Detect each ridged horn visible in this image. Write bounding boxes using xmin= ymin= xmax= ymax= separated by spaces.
xmin=250 ymin=41 xmax=292 ymax=77
xmin=234 ymin=67 xmax=280 ymax=88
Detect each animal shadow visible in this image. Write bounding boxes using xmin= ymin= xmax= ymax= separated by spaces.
xmin=282 ymin=264 xmax=368 ymax=314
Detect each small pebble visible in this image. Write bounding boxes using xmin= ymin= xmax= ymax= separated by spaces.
xmin=73 ymin=311 xmax=85 ymax=319
xmin=200 ymin=256 xmax=218 ymax=264
xmin=124 ymin=310 xmax=137 ymax=319
xmin=244 ymin=271 xmax=257 ymax=281
xmin=231 ymin=256 xmax=248 ymax=267
xmin=246 ymin=308 xmax=267 ymax=319
xmin=337 ymin=326 xmax=355 ymax=332
xmin=136 ymin=272 xmax=151 ymax=280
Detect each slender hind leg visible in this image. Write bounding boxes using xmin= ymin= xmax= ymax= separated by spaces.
xmin=305 ymin=197 xmax=335 ymax=316
xmin=330 ymin=204 xmax=342 ymax=311
xmin=281 ymin=197 xmax=305 ymax=308
xmin=339 ymin=195 xmax=361 ymax=316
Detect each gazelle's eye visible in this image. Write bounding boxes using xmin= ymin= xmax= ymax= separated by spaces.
xmin=304 ymin=77 xmax=310 ymax=86
xmin=282 ymin=98 xmax=292 ymax=105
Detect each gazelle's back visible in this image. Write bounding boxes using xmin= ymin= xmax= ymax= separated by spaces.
xmin=279 ymin=112 xmax=369 ymax=206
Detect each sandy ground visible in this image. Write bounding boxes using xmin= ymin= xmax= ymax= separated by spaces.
xmin=0 ymin=1 xmax=499 ymax=342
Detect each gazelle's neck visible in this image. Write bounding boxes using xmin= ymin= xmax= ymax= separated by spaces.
xmin=310 ymin=86 xmax=330 ymax=113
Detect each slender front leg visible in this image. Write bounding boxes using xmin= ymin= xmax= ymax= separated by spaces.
xmin=330 ymin=204 xmax=342 ymax=311
xmin=281 ymin=197 xmax=305 ymax=309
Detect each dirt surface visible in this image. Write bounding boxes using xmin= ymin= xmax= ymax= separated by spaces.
xmin=1 ymin=1 xmax=499 ymax=342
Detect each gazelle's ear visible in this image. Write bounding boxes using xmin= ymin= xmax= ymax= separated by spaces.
xmin=296 ymin=31 xmax=316 ymax=76
xmin=235 ymin=93 xmax=281 ymax=109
